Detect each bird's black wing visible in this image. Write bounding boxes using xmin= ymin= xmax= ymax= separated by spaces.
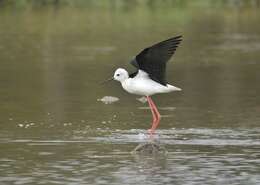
xmin=130 ymin=36 xmax=182 ymax=86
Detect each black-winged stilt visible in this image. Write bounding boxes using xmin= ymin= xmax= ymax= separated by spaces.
xmin=104 ymin=36 xmax=182 ymax=134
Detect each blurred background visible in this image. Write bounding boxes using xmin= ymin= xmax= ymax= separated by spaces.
xmin=0 ymin=0 xmax=260 ymax=185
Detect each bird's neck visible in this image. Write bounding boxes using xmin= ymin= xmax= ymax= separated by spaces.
xmin=121 ymin=78 xmax=130 ymax=92
xmin=119 ymin=77 xmax=129 ymax=84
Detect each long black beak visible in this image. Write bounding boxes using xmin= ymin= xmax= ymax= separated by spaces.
xmin=100 ymin=77 xmax=114 ymax=85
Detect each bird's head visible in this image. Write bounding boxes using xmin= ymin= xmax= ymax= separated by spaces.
xmin=113 ymin=68 xmax=129 ymax=83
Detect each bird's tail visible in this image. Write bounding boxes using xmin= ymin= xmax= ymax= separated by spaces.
xmin=167 ymin=84 xmax=182 ymax=92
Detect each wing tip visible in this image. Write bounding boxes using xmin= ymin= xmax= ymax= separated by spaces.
xmin=162 ymin=35 xmax=183 ymax=46
xmin=172 ymin=35 xmax=183 ymax=42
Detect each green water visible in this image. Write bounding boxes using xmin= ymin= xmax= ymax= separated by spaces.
xmin=0 ymin=1 xmax=260 ymax=185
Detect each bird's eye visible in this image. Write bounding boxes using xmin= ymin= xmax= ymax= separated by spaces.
xmin=116 ymin=74 xmax=120 ymax=76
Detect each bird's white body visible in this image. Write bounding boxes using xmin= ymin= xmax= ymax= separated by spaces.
xmin=114 ymin=68 xmax=181 ymax=96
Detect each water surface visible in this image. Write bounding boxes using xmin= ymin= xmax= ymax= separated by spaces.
xmin=0 ymin=1 xmax=260 ymax=185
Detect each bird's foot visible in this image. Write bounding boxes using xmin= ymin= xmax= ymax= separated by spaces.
xmin=148 ymin=128 xmax=155 ymax=135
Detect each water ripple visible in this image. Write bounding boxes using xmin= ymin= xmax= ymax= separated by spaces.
xmin=1 ymin=128 xmax=260 ymax=147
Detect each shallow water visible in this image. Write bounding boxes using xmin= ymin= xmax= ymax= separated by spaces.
xmin=1 ymin=128 xmax=260 ymax=184
xmin=1 ymin=1 xmax=260 ymax=185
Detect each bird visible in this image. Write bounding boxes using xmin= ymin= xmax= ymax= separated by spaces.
xmin=103 ymin=36 xmax=182 ymax=134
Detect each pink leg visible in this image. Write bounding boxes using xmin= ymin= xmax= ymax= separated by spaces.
xmin=147 ymin=96 xmax=157 ymax=123
xmin=149 ymin=97 xmax=161 ymax=131
xmin=146 ymin=96 xmax=161 ymax=134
